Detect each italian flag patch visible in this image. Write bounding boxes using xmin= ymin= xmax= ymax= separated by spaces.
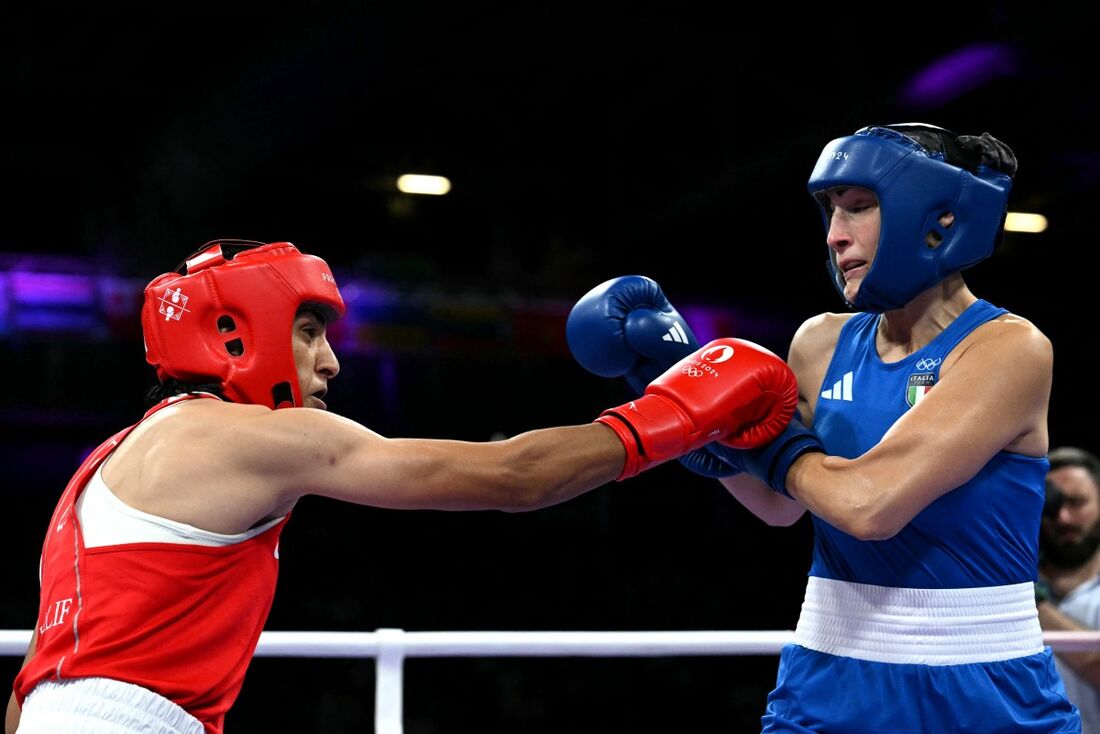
xmin=906 ymin=373 xmax=936 ymax=407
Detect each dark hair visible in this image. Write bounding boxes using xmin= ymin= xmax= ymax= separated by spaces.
xmin=144 ymin=379 xmax=228 ymax=407
xmin=880 ymin=123 xmax=1018 ymax=179
xmin=1049 ymin=446 xmax=1100 ymax=489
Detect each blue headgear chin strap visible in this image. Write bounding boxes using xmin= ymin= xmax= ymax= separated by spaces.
xmin=807 ymin=124 xmax=1014 ymax=312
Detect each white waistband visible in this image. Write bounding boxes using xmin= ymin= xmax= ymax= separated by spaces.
xmin=19 ymin=677 xmax=204 ymax=734
xmin=794 ymin=576 xmax=1044 ymax=665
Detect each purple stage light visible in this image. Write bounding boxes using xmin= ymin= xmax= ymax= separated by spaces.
xmin=10 ymin=271 xmax=95 ymax=307
xmin=901 ymin=43 xmax=1017 ymax=108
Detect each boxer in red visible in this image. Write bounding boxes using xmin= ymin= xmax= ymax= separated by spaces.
xmin=7 ymin=239 xmax=797 ymax=734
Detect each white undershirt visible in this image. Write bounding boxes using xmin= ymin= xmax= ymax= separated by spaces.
xmin=76 ymin=464 xmax=284 ymax=548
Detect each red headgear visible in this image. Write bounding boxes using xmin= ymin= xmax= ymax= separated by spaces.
xmin=141 ymin=240 xmax=346 ymax=409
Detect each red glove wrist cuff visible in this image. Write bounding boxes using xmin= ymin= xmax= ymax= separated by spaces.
xmin=594 ymin=413 xmax=643 ymax=480
xmin=596 ymin=395 xmax=696 ymax=480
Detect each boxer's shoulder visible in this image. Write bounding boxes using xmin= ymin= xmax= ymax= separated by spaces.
xmin=790 ymin=311 xmax=853 ymax=364
xmin=943 ymin=312 xmax=1052 ymax=377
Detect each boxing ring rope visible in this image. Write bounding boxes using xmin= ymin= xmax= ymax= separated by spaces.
xmin=3 ymin=629 xmax=1099 ymax=733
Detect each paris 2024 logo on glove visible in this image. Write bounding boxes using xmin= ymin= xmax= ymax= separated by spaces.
xmin=681 ymin=343 xmax=736 ymax=379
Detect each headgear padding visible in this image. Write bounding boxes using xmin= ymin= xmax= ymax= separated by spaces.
xmin=142 ymin=240 xmax=346 ymax=409
xmin=807 ymin=123 xmax=1015 ymax=312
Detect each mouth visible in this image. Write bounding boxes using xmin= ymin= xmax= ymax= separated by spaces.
xmin=840 ymin=260 xmax=868 ymax=281
xmin=309 ymin=388 xmax=328 ymax=411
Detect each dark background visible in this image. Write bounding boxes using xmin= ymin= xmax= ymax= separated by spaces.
xmin=0 ymin=3 xmax=1093 ymax=732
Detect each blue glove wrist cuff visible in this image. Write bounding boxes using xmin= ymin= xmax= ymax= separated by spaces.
xmin=679 ymin=417 xmax=822 ymax=488
xmin=743 ymin=417 xmax=824 ymax=497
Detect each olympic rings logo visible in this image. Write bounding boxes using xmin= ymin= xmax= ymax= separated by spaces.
xmin=682 ymin=366 xmax=704 ymax=377
xmin=915 ymin=357 xmax=942 ymax=371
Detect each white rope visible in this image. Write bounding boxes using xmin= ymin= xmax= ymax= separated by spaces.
xmin=3 ymin=628 xmax=1100 ymax=657
xmin=6 ymin=629 xmax=1100 ymax=734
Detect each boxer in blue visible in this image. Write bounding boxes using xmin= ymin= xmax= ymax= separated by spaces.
xmin=569 ymin=124 xmax=1080 ymax=732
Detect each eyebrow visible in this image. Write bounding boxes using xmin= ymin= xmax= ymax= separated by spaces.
xmin=296 ymin=307 xmax=328 ymax=325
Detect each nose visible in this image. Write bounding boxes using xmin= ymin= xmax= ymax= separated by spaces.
xmin=317 ymin=336 xmax=340 ymax=379
xmin=826 ymin=209 xmax=851 ymax=251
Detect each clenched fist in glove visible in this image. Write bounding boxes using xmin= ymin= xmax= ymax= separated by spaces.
xmin=594 ymin=338 xmax=798 ymax=480
xmin=566 ymin=275 xmax=700 ymax=396
xmin=568 ymin=274 xmax=799 ymax=479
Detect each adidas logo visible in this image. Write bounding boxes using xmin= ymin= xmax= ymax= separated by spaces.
xmin=662 ymin=321 xmax=690 ymax=344
xmin=821 ymin=371 xmax=854 ymax=401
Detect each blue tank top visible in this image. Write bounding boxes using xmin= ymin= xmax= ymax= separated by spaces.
xmin=810 ymin=299 xmax=1049 ymax=589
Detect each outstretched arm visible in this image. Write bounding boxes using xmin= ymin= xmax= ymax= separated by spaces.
xmin=266 ymin=416 xmax=627 ymax=512
xmin=254 ymin=336 xmax=797 ymax=511
xmin=127 ymin=334 xmax=799 ymax=536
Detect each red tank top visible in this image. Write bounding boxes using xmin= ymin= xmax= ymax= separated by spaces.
xmin=15 ymin=394 xmax=289 ymax=734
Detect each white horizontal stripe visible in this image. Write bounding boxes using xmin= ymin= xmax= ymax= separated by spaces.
xmin=795 ymin=576 xmax=1044 ymax=664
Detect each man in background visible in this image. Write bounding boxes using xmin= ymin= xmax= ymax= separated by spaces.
xmin=1039 ymin=446 xmax=1100 ymax=732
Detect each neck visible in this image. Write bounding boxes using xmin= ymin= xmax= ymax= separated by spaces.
xmin=874 ymin=275 xmax=977 ymax=362
xmin=1043 ymin=549 xmax=1100 ymax=599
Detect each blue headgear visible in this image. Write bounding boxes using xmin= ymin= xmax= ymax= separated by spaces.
xmin=807 ymin=123 xmax=1015 ymax=312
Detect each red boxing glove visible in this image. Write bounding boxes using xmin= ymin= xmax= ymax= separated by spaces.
xmin=596 ymin=338 xmax=798 ymax=480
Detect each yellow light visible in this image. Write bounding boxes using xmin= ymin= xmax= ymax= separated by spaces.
xmin=1004 ymin=212 xmax=1047 ymax=233
xmin=396 ymin=174 xmax=452 ymax=196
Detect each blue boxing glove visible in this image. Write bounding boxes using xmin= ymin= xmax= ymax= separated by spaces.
xmin=678 ymin=442 xmax=746 ymax=479
xmin=691 ymin=413 xmax=825 ymax=496
xmin=568 ymin=275 xmax=750 ymax=479
xmin=566 ymin=275 xmax=701 ymax=395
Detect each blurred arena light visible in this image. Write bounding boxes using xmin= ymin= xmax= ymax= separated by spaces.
xmin=1004 ymin=212 xmax=1048 ymax=233
xmin=396 ymin=174 xmax=451 ymax=195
